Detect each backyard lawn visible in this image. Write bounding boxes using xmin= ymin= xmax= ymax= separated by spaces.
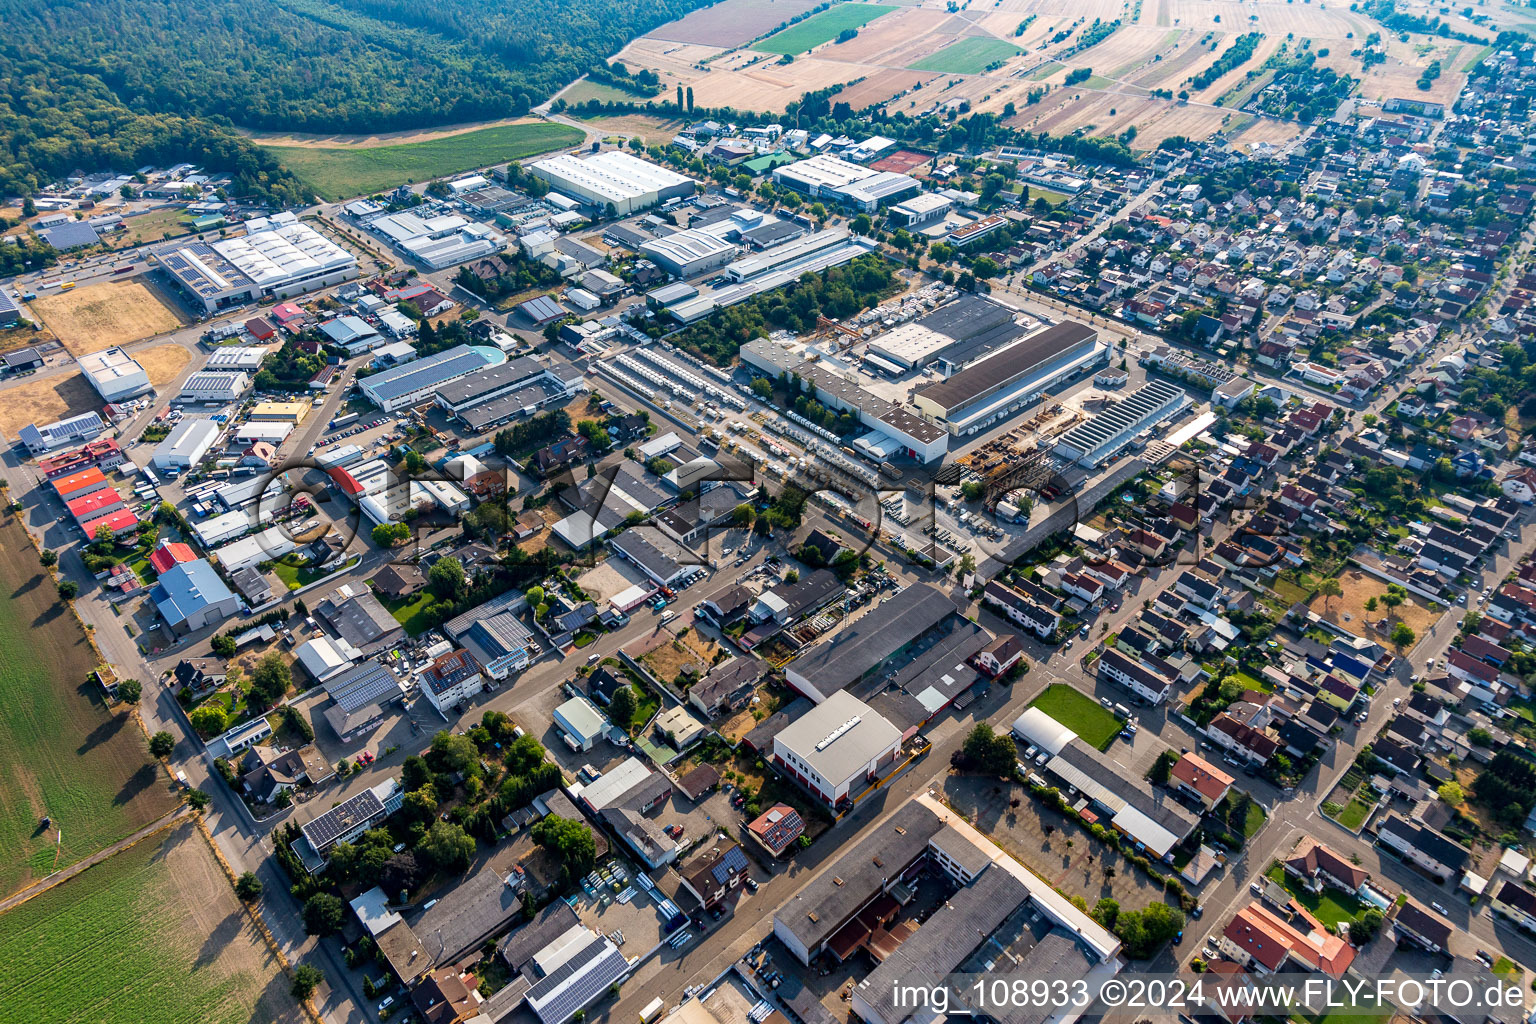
xmin=1336 ymin=792 xmax=1377 ymax=831
xmin=1219 ymin=790 xmax=1268 ymax=840
xmin=1266 ymin=864 xmax=1366 ymax=928
xmin=379 ymin=588 xmax=437 ymax=636
xmin=1028 ymin=684 xmax=1122 ymax=749
xmin=271 ymin=553 xmax=355 ymax=591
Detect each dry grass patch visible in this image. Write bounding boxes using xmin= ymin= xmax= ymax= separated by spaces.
xmin=1307 ymin=568 xmax=1441 ymax=641
xmin=0 ymin=372 xmax=101 ymax=437
xmin=135 ymin=342 xmax=193 ymax=387
xmin=29 ymin=280 xmax=187 ymax=355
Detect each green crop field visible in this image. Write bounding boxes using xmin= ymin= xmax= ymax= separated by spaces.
xmin=908 ymin=38 xmax=1023 ymax=73
xmin=0 ymin=824 xmax=301 ymax=1024
xmin=1028 ymin=683 xmax=1123 ymax=749
xmin=754 ymin=4 xmax=898 ymax=54
xmin=0 ymin=518 xmax=179 ymax=897
xmin=261 ymin=122 xmax=585 ymax=201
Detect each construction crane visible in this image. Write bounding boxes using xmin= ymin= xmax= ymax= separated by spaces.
xmin=812 ymin=314 xmax=861 ymax=347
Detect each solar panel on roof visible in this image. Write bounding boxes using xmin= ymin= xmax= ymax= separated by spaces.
xmin=527 ymin=937 xmax=629 ymax=1024
xmin=711 ymin=844 xmax=749 ymax=885
xmin=301 ymin=788 xmax=384 ymax=848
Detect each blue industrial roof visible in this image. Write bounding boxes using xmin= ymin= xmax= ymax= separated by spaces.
xmin=151 ymin=558 xmax=235 ymax=625
xmin=363 ymin=344 xmax=488 ymax=401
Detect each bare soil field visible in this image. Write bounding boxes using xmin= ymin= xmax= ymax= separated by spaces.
xmin=1231 ymin=114 xmax=1307 ymax=150
xmin=579 ymin=115 xmax=688 ymax=147
xmin=1128 ymin=29 xmax=1216 ymax=86
xmin=0 ymin=372 xmax=101 ymax=437
xmin=0 ymin=515 xmax=180 ymax=896
xmin=645 ymin=0 xmax=827 ymax=47
xmin=29 ymin=280 xmax=187 ymax=355
xmin=1357 ymin=39 xmax=1469 ymax=106
xmin=1306 ymin=568 xmax=1441 ymax=645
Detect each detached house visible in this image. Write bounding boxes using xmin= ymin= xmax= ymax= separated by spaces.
xmin=1283 ymin=837 xmax=1367 ymax=894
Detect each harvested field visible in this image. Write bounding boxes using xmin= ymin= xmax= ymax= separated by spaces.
xmin=908 ymin=37 xmax=1024 ymax=73
xmin=646 ymin=0 xmax=826 ymax=46
xmin=838 ymin=70 xmax=939 ymax=110
xmin=753 ymin=3 xmax=900 ymax=54
xmin=1357 ymin=38 xmax=1469 ymax=107
xmin=1186 ymin=34 xmax=1286 ymax=105
xmin=1306 ymin=568 xmax=1440 ymax=647
xmin=558 ymin=80 xmax=659 ymax=106
xmin=0 ymin=515 xmax=180 ymax=896
xmin=29 ymin=280 xmax=187 ymax=355
xmin=822 ymin=7 xmax=958 ymax=63
xmin=134 ymin=343 xmax=193 ymax=389
xmin=0 ymin=373 xmax=101 ymax=439
xmin=0 ymin=822 xmax=302 ymax=1024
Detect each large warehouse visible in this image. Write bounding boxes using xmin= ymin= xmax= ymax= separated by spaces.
xmin=78 ymin=347 xmax=152 ymax=402
xmin=358 ymin=344 xmax=493 ymax=412
xmin=364 ymin=210 xmax=507 ymax=269
xmin=1052 ymin=380 xmax=1190 ymax=468
xmin=529 ymin=150 xmax=698 ymax=216
xmin=771 ymin=154 xmax=920 ymax=212
xmin=159 ymin=212 xmax=359 ymax=314
xmin=911 ymin=320 xmax=1105 ymax=436
xmin=866 ymin=295 xmax=1029 ymax=374
xmin=638 ymin=229 xmax=737 ymax=278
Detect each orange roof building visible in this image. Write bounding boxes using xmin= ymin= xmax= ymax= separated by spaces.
xmin=1169 ymin=752 xmax=1234 ymax=808
xmin=1220 ymin=901 xmax=1355 ymax=977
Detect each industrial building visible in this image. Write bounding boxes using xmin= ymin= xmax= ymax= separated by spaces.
xmin=771 ymin=691 xmax=903 ymax=808
xmin=159 ymin=212 xmax=359 ymax=314
xmin=18 ymin=412 xmax=107 ymax=454
xmin=357 ymin=345 xmax=493 ymax=412
xmin=78 ymin=347 xmax=152 ymax=402
xmin=771 ymin=154 xmax=920 ymax=212
xmin=638 ymin=230 xmax=736 ymax=278
xmin=740 ymin=338 xmax=950 ymax=461
xmin=887 ymin=192 xmax=951 ymax=228
xmin=1052 ymin=379 xmax=1190 ymax=468
xmin=178 ymin=371 xmax=250 ymax=403
xmin=663 ymin=230 xmax=877 ymax=324
xmin=364 ymin=210 xmax=508 ymax=269
xmin=1011 ymin=708 xmax=1198 ymax=858
xmin=434 ymin=356 xmax=583 ymax=432
xmin=865 ymin=295 xmax=1028 ymax=374
xmin=205 ymin=346 xmax=267 ymax=371
xmin=152 ymin=419 xmax=220 ymax=471
xmin=528 ymin=150 xmax=697 ymax=216
xmin=911 ymin=320 xmax=1105 ymax=436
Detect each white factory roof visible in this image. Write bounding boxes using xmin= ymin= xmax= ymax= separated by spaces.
xmin=154 ymin=419 xmax=219 ymax=462
xmin=639 ymin=229 xmax=735 ymax=266
xmin=893 ymin=192 xmax=951 ymax=216
xmin=212 ymin=214 xmax=354 ymax=287
xmin=78 ymin=346 xmax=148 ymax=387
xmin=530 ymin=150 xmax=695 ymax=204
xmin=776 ymin=153 xmax=876 ymax=190
xmin=773 ymin=691 xmax=901 ymax=783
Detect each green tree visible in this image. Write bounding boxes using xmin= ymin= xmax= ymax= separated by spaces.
xmin=248 ymin=651 xmax=292 ymax=708
xmin=1349 ymin=907 xmax=1385 ymax=944
xmin=116 ymin=678 xmax=142 ymax=704
xmin=149 ymin=731 xmax=175 ymax=758
xmin=419 ymin=820 xmax=477 ymax=874
xmin=531 ymin=815 xmax=596 ymax=878
xmin=189 ymin=704 xmax=229 ymax=736
xmin=39 ymin=549 xmax=57 ymax=567
xmin=235 ymin=871 xmax=263 ymax=901
xmin=372 ymin=522 xmax=409 ymax=547
xmin=290 ymin=964 xmax=324 ymax=1001
xmin=210 ymin=634 xmax=238 ymax=658
xmin=57 ymin=579 xmax=78 ymax=600
xmin=1318 ymin=577 xmax=1343 ymax=615
xmin=609 ymin=685 xmax=638 ymax=730
xmin=1438 ymin=781 xmax=1464 ymax=805
xmin=1468 ymin=727 xmax=1493 ymax=747
xmin=1113 ymin=902 xmax=1184 ymax=958
xmin=94 ymin=524 xmax=115 ymax=545
xmin=960 ymin=723 xmax=1017 ymax=777
xmin=428 ymin=556 xmax=467 ymax=600
xmin=1390 ymin=621 xmax=1416 ymax=650
xmin=303 ymin=893 xmax=346 ymax=935
xmin=186 ymin=788 xmax=211 ymax=810
xmin=429 ymin=730 xmax=480 ymax=776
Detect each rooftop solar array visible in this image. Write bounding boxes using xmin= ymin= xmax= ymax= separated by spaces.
xmin=526 ymin=935 xmax=630 ymax=1024
xmin=301 ymin=787 xmax=385 ymax=849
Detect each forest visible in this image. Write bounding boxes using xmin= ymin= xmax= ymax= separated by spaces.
xmin=0 ymin=0 xmax=720 ymax=201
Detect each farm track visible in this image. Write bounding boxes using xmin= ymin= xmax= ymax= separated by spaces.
xmin=0 ymin=805 xmax=191 ymax=914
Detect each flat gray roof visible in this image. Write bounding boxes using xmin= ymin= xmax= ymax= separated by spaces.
xmin=916 ymin=321 xmax=1098 ymax=414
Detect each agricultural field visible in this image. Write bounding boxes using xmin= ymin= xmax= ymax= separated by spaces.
xmin=645 ymin=0 xmax=827 ymax=46
xmin=0 ymin=823 xmax=303 ymax=1024
xmin=558 ymin=79 xmax=661 ymax=106
xmin=0 ymin=517 xmax=180 ymax=897
xmin=753 ymin=4 xmax=899 ymax=54
xmin=908 ymin=37 xmax=1023 ymax=74
xmin=260 ymin=121 xmax=585 ymax=200
xmin=29 ymin=280 xmax=187 ymax=355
